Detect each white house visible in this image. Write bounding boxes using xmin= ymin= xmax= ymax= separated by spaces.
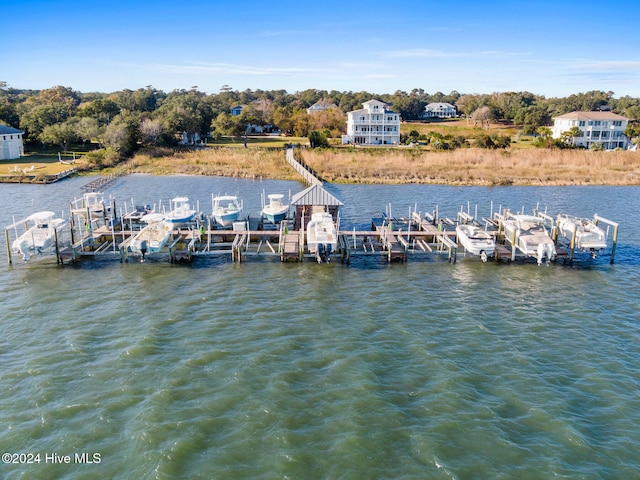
xmin=422 ymin=102 xmax=457 ymax=119
xmin=0 ymin=125 xmax=24 ymax=160
xmin=342 ymin=100 xmax=401 ymax=145
xmin=307 ymin=99 xmax=338 ymax=115
xmin=552 ymin=111 xmax=630 ymax=150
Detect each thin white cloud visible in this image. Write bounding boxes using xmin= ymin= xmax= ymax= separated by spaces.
xmin=379 ymin=48 xmax=527 ymax=59
xmin=140 ymin=62 xmax=320 ymax=76
xmin=567 ymin=60 xmax=640 ymax=71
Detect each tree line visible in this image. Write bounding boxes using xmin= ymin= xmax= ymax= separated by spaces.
xmin=1 ymin=82 xmax=639 ymax=158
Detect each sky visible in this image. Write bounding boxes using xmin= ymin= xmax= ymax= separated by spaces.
xmin=2 ymin=0 xmax=640 ymax=98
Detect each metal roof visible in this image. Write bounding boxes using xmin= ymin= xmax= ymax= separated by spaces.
xmin=290 ymin=184 xmax=344 ymax=207
xmin=0 ymin=125 xmax=24 ymax=135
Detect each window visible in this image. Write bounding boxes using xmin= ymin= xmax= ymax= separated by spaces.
xmin=579 ymin=121 xmax=585 ymax=126
xmin=613 ymin=120 xmax=622 ymax=127
xmin=592 ymin=131 xmax=600 ymax=139
xmin=601 ymin=131 xmax=610 ymax=138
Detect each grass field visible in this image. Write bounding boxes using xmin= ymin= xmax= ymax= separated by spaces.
xmin=299 ymin=146 xmax=640 ymax=186
xmin=0 ymin=153 xmax=82 ymax=177
xmin=4 ymin=129 xmax=639 ymax=186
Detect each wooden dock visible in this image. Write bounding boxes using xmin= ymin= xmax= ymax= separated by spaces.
xmin=12 ymin=188 xmax=618 ymax=267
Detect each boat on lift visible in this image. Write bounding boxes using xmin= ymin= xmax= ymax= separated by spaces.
xmin=9 ymin=211 xmax=67 ymax=262
xmin=71 ymin=192 xmax=106 ymax=219
xmin=456 ymin=224 xmax=495 ymax=261
xmin=164 ymin=196 xmax=197 ymax=224
xmin=556 ymin=214 xmax=607 ymax=257
xmin=261 ymin=193 xmax=289 ymax=223
xmin=306 ymin=211 xmax=337 ymax=263
xmin=211 ymin=195 xmax=243 ymax=227
xmin=502 ymin=214 xmax=556 ymax=266
xmin=129 ymin=213 xmax=173 ymax=260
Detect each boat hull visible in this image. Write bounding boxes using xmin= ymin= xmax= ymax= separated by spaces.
xmin=130 ymin=221 xmax=173 ymax=255
xmin=503 ymin=215 xmax=556 ymax=265
xmin=556 ymin=215 xmax=607 ymax=251
xmin=456 ymin=225 xmax=495 ymax=257
xmin=212 ymin=196 xmax=243 ymax=227
xmin=306 ymin=212 xmax=337 ymax=260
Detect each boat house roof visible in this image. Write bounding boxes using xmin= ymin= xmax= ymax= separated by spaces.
xmin=290 ymin=184 xmax=344 ymax=207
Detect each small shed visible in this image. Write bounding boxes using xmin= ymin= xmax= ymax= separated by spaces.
xmin=290 ymin=184 xmax=344 ymax=229
xmin=0 ymin=125 xmax=24 ymax=160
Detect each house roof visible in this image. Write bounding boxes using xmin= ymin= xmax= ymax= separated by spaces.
xmin=308 ymin=99 xmax=338 ymax=111
xmin=425 ymin=102 xmax=456 ymax=110
xmin=0 ymin=125 xmax=24 ymax=135
xmin=553 ymin=111 xmax=628 ymax=121
xmin=348 ymin=99 xmax=398 ymax=115
xmin=290 ymin=184 xmax=344 ymax=207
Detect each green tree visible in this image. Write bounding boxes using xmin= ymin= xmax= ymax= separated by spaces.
xmin=17 ymin=85 xmax=79 ymax=140
xmin=39 ymin=120 xmax=79 ymax=152
xmin=308 ymin=130 xmax=328 ymax=148
xmin=563 ymin=126 xmax=582 ymax=147
xmin=75 ymin=116 xmax=101 ymax=146
xmin=211 ymin=112 xmax=245 ymax=138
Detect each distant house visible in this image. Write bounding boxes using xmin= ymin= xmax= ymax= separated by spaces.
xmin=0 ymin=125 xmax=24 ymax=160
xmin=342 ymin=100 xmax=401 ymax=146
xmin=422 ymin=102 xmax=457 ymax=119
xmin=552 ymin=111 xmax=630 ymax=150
xmin=307 ymin=99 xmax=338 ymax=115
xmin=230 ymin=105 xmax=243 ymax=116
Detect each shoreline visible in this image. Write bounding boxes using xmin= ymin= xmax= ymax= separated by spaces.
xmin=3 ymin=146 xmax=639 ymax=187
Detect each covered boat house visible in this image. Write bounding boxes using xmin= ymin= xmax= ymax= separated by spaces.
xmin=290 ymin=184 xmax=344 ymax=230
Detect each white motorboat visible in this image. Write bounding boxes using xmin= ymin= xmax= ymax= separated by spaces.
xmin=262 ymin=193 xmax=289 ymax=223
xmin=556 ymin=214 xmax=607 ymax=254
xmin=164 ymin=196 xmax=196 ymax=224
xmin=306 ymin=211 xmax=337 ymax=262
xmin=212 ymin=195 xmax=243 ymax=227
xmin=10 ymin=211 xmax=66 ymax=262
xmin=129 ymin=213 xmax=173 ymax=259
xmin=456 ymin=224 xmax=495 ymax=261
xmin=503 ymin=214 xmax=556 ymax=266
xmin=71 ymin=192 xmax=106 ymax=219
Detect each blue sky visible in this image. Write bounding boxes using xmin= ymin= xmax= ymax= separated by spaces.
xmin=3 ymin=0 xmax=639 ymax=98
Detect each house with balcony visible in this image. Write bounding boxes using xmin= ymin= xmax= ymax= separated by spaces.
xmin=0 ymin=125 xmax=24 ymax=160
xmin=342 ymin=100 xmax=401 ymax=145
xmin=421 ymin=102 xmax=457 ymax=119
xmin=552 ymin=111 xmax=630 ymax=150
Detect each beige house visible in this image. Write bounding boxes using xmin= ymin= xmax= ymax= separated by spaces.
xmin=342 ymin=99 xmax=401 ymax=145
xmin=0 ymin=125 xmax=24 ymax=160
xmin=552 ymin=111 xmax=630 ymax=150
xmin=422 ymin=102 xmax=457 ymax=118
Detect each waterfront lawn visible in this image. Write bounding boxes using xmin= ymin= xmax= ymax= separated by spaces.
xmin=0 ymin=153 xmax=78 ymax=176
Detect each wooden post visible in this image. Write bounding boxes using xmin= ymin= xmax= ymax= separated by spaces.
xmin=5 ymin=228 xmax=12 ymax=265
xmin=611 ymin=223 xmax=618 ymax=264
xmin=569 ymin=223 xmax=577 ymax=264
xmin=54 ymin=227 xmax=61 ymax=265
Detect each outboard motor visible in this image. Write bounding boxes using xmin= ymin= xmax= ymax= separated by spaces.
xmin=140 ymin=240 xmax=148 ymax=262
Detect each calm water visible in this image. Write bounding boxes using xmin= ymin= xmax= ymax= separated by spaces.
xmin=1 ymin=176 xmax=639 ymax=479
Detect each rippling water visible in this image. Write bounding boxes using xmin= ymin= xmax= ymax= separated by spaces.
xmin=1 ymin=176 xmax=639 ymax=479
